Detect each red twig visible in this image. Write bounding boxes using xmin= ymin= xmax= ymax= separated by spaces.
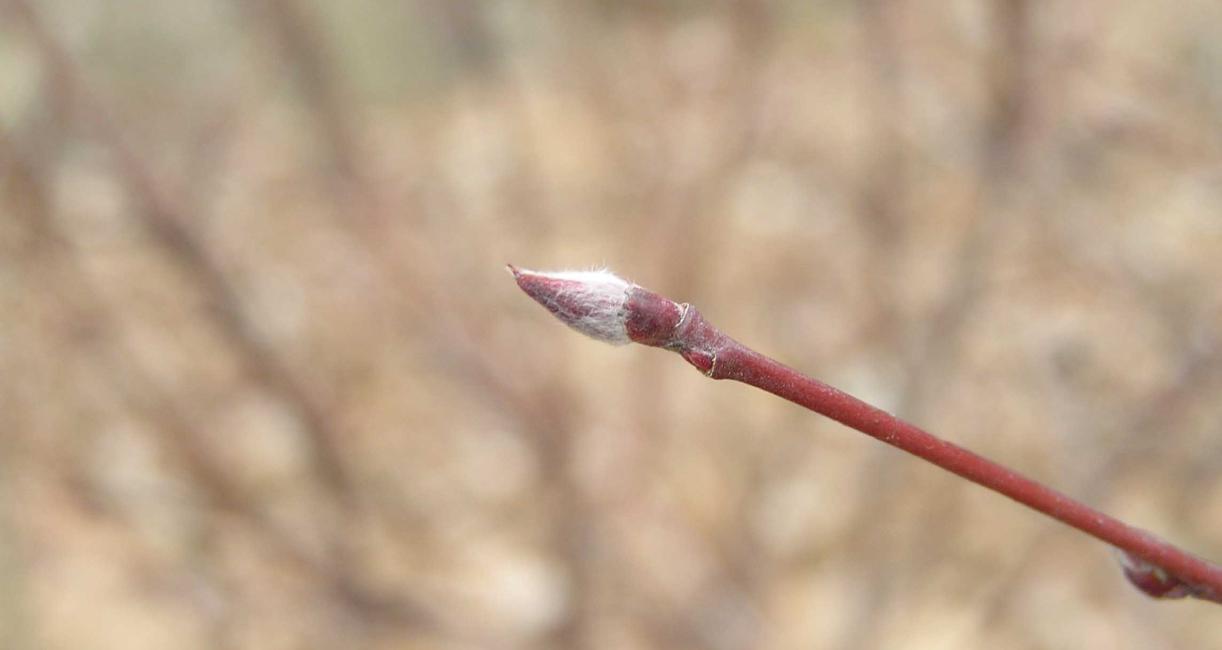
xmin=510 ymin=265 xmax=1222 ymax=605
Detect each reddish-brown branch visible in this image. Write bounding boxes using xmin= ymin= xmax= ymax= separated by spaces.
xmin=512 ymin=266 xmax=1222 ymax=604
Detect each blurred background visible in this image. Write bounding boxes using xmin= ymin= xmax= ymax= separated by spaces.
xmin=3 ymin=0 xmax=1222 ymax=648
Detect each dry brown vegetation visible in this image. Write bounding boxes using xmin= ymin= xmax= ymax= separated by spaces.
xmin=2 ymin=1 xmax=1222 ymax=648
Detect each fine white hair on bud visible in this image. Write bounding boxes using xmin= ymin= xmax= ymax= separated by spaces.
xmin=509 ymin=266 xmax=633 ymax=345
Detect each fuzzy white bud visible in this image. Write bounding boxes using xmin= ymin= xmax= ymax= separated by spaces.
xmin=509 ymin=266 xmax=633 ymax=345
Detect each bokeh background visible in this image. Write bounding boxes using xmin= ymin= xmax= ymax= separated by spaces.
xmin=3 ymin=1 xmax=1222 ymax=648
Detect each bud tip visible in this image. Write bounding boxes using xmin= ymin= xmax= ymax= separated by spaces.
xmin=509 ymin=265 xmax=632 ymax=345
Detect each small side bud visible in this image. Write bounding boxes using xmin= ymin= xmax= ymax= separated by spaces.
xmin=1118 ymin=552 xmax=1191 ymax=599
xmin=509 ymin=265 xmax=632 ymax=345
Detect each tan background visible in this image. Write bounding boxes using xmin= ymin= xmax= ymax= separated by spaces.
xmin=3 ymin=1 xmax=1222 ymax=648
